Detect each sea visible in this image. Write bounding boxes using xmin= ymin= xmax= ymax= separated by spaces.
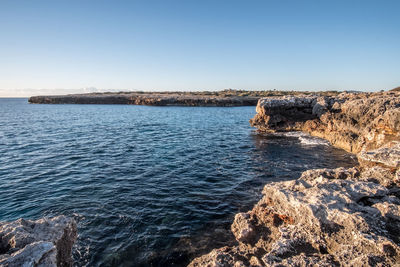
xmin=0 ymin=98 xmax=357 ymax=266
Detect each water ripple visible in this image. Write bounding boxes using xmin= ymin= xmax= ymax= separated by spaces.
xmin=0 ymin=99 xmax=357 ymax=266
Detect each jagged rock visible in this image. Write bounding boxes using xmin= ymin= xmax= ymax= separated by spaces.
xmin=0 ymin=216 xmax=77 ymax=267
xmin=312 ymin=96 xmax=330 ymax=117
xmin=188 ymin=246 xmax=244 ymax=267
xmin=191 ymin=90 xmax=400 ymax=266
xmin=250 ymin=91 xmax=400 ymax=153
xmin=358 ymin=141 xmax=400 ymax=169
xmin=359 ymin=166 xmax=400 ymax=188
xmin=251 ymin=95 xmax=318 ymax=132
xmin=231 ymin=213 xmax=255 ymax=244
xmin=190 ymin=168 xmax=400 ymax=266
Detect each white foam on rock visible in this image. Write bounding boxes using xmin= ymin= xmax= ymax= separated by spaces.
xmin=298 ymin=136 xmax=330 ymax=146
xmin=281 ymin=131 xmax=330 ymax=146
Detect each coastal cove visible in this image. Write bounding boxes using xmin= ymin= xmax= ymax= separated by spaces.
xmin=2 ymin=0 xmax=400 ymax=265
xmin=0 ymin=99 xmax=357 ymax=266
xmin=191 ymin=90 xmax=400 ymax=266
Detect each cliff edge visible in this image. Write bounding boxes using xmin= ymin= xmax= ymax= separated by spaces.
xmin=190 ymin=91 xmax=400 ymax=266
xmin=250 ymin=91 xmax=400 ymax=153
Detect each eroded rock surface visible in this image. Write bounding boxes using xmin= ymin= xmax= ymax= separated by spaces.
xmin=250 ymin=91 xmax=400 ymax=153
xmin=0 ymin=216 xmax=77 ymax=267
xmin=190 ymin=91 xmax=400 ymax=266
xmin=189 ymin=166 xmax=400 ymax=267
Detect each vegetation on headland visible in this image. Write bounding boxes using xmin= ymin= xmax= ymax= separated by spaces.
xmin=85 ymin=88 xmax=342 ymax=97
xmin=30 ymin=88 xmax=396 ymax=106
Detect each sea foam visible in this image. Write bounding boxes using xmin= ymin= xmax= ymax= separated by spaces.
xmin=281 ymin=131 xmax=330 ymax=146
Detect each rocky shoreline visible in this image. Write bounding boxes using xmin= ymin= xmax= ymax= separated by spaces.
xmin=0 ymin=216 xmax=77 ymax=267
xmin=3 ymin=90 xmax=399 ymax=266
xmin=190 ymin=90 xmax=400 ymax=266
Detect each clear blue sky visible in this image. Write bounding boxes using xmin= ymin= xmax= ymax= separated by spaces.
xmin=0 ymin=0 xmax=399 ymax=96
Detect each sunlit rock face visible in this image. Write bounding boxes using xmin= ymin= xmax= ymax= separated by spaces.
xmin=190 ymin=167 xmax=400 ymax=266
xmin=0 ymin=216 xmax=77 ymax=267
xmin=250 ymin=91 xmax=400 ymax=153
xmin=190 ymin=91 xmax=400 ymax=266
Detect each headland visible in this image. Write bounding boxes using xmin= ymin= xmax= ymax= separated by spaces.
xmin=28 ymin=89 xmax=340 ymax=107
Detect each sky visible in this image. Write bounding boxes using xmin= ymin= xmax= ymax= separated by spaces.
xmin=0 ymin=0 xmax=399 ymax=97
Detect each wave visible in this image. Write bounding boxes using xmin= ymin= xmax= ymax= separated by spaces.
xmin=281 ymin=131 xmax=330 ymax=146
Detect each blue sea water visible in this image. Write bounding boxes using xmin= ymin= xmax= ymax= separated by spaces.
xmin=0 ymin=98 xmax=357 ymax=266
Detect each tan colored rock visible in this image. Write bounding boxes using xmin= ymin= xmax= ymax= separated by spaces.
xmin=231 ymin=213 xmax=255 ymax=244
xmin=0 ymin=216 xmax=77 ymax=267
xmin=250 ymin=91 xmax=400 ymax=153
xmin=358 ymin=141 xmax=400 ymax=169
xmin=190 ymin=168 xmax=400 ymax=266
xmin=188 ymin=246 xmax=244 ymax=267
xmin=190 ymin=90 xmax=400 ymax=266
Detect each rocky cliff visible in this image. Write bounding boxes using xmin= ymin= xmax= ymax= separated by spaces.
xmin=0 ymin=216 xmax=77 ymax=267
xmin=190 ymin=91 xmax=400 ymax=266
xmin=250 ymin=91 xmax=400 ymax=153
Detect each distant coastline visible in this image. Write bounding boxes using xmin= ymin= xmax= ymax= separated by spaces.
xmin=28 ymin=89 xmax=341 ymax=107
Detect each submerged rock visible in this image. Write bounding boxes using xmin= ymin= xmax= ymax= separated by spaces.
xmin=0 ymin=216 xmax=77 ymax=267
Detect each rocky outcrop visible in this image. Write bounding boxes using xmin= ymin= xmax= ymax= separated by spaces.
xmin=250 ymin=91 xmax=400 ymax=153
xmin=190 ymin=91 xmax=400 ymax=266
xmin=358 ymin=141 xmax=400 ymax=169
xmin=190 ymin=169 xmax=400 ymax=266
xmin=0 ymin=216 xmax=77 ymax=267
xmin=189 ymin=148 xmax=400 ymax=266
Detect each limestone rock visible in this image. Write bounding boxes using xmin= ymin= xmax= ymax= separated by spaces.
xmin=190 ymin=168 xmax=400 ymax=266
xmin=0 ymin=216 xmax=77 ymax=267
xmin=251 ymin=95 xmax=318 ymax=132
xmin=231 ymin=213 xmax=255 ymax=244
xmin=190 ymin=90 xmax=400 ymax=267
xmin=358 ymin=141 xmax=400 ymax=169
xmin=250 ymin=91 xmax=400 ymax=153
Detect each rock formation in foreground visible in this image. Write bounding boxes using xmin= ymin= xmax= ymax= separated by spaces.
xmin=0 ymin=216 xmax=77 ymax=267
xmin=190 ymin=90 xmax=400 ymax=266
